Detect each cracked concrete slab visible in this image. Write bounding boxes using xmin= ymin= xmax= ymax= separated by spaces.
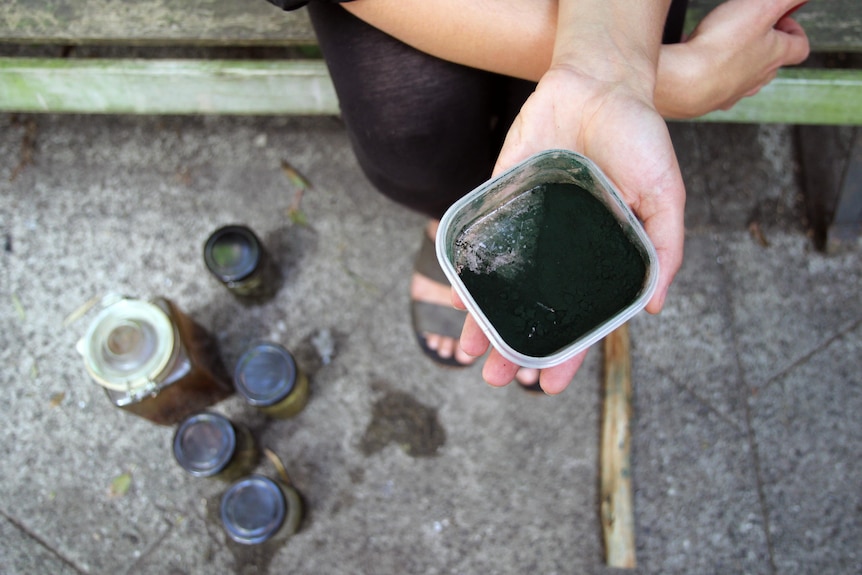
xmin=1 ymin=114 xmax=859 ymax=575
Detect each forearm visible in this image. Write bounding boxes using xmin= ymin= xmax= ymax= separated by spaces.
xmin=344 ymin=0 xmax=680 ymax=113
xmin=342 ymin=0 xmax=557 ymax=80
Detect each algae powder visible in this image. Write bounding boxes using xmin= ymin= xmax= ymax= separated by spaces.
xmin=456 ymin=182 xmax=647 ymax=357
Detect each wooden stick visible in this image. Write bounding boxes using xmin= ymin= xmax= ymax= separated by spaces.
xmin=601 ymin=323 xmax=636 ymax=568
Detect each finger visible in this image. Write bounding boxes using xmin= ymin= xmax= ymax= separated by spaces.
xmin=491 ymin=114 xmax=530 ymax=178
xmin=773 ymin=18 xmax=810 ymax=65
xmin=637 ymin=181 xmax=685 ymax=314
xmin=451 ymin=287 xmax=466 ymax=310
xmin=515 ymin=368 xmax=540 ymax=386
xmin=538 ymin=350 xmax=588 ymax=394
xmin=482 ymin=348 xmax=520 ymax=387
xmin=460 ymin=312 xmax=490 ymax=357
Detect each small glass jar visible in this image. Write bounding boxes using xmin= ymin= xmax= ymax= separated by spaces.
xmin=173 ymin=412 xmax=259 ymax=482
xmin=220 ymin=475 xmax=303 ymax=545
xmin=204 ymin=225 xmax=280 ymax=300
xmin=234 ymin=341 xmax=309 ymax=419
xmin=76 ymin=295 xmax=233 ymax=425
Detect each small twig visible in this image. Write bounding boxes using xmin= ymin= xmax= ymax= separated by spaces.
xmin=10 ymin=119 xmax=37 ymax=182
xmin=62 ymin=294 xmax=104 ymax=328
xmin=601 ymin=323 xmax=636 ymax=568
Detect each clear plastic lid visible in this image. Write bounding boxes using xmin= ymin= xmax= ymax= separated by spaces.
xmin=204 ymin=225 xmax=261 ymax=283
xmin=233 ymin=342 xmax=297 ymax=407
xmin=77 ymin=297 xmax=175 ymax=392
xmin=172 ymin=412 xmax=236 ymax=477
xmin=220 ymin=475 xmax=286 ymax=545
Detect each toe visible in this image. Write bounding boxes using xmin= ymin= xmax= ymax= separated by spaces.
xmin=515 ymin=368 xmax=540 ymax=386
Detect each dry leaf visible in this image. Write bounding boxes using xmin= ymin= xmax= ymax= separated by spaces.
xmin=49 ymin=392 xmax=65 ymax=408
xmin=11 ymin=294 xmax=25 ymax=320
xmin=280 ymin=160 xmax=312 ymax=191
xmin=281 ymin=160 xmax=313 ymax=225
xmin=110 ymin=472 xmax=132 ymax=497
xmin=287 ymin=208 xmax=308 ymax=226
xmin=264 ymin=447 xmax=292 ymax=486
xmin=748 ymin=221 xmax=770 ymax=247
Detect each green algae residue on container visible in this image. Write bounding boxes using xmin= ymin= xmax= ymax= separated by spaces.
xmin=455 ymin=182 xmax=647 ymax=357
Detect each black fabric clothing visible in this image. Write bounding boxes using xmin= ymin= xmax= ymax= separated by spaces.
xmin=308 ymin=1 xmax=535 ymax=218
xmin=290 ymin=0 xmax=689 ymax=219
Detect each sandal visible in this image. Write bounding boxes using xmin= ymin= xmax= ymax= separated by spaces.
xmin=410 ymin=232 xmax=471 ymax=367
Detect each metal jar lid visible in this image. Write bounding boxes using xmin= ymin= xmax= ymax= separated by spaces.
xmin=204 ymin=225 xmax=261 ymax=283
xmin=173 ymin=412 xmax=237 ymax=478
xmin=77 ymin=297 xmax=175 ymax=392
xmin=234 ymin=342 xmax=297 ymax=407
xmin=220 ymin=475 xmax=286 ymax=545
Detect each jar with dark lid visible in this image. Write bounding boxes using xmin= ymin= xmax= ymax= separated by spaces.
xmin=204 ymin=225 xmax=281 ymax=300
xmin=173 ymin=412 xmax=259 ymax=482
xmin=220 ymin=475 xmax=303 ymax=545
xmin=77 ymin=295 xmax=233 ymax=425
xmin=234 ymin=341 xmax=309 ymax=419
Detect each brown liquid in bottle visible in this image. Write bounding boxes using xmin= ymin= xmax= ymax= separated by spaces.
xmin=85 ymin=297 xmax=234 ymax=425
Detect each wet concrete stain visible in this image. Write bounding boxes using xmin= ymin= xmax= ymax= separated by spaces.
xmin=359 ymin=386 xmax=446 ymax=457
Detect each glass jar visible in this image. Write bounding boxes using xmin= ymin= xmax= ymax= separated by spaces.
xmin=173 ymin=412 xmax=259 ymax=482
xmin=203 ymin=225 xmax=281 ymax=300
xmin=77 ymin=295 xmax=233 ymax=425
xmin=234 ymin=341 xmax=309 ymax=419
xmin=220 ymin=475 xmax=303 ymax=545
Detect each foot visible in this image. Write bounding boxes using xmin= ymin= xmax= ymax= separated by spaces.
xmin=411 ymin=222 xmax=477 ymax=367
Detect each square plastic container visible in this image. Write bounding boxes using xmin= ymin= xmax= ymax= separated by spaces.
xmin=436 ymin=149 xmax=659 ymax=369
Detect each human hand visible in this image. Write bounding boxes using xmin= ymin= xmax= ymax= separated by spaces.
xmin=656 ymin=0 xmax=810 ymax=119
xmin=456 ymin=66 xmax=686 ymax=394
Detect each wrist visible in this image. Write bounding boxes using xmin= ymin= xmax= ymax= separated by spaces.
xmin=550 ymin=1 xmax=664 ymax=101
xmin=655 ymin=44 xmax=723 ymax=119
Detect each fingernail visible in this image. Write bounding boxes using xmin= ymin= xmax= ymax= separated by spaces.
xmin=782 ymin=2 xmax=807 ymax=19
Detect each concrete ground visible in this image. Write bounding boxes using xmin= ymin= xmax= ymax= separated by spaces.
xmin=1 ymin=113 xmax=860 ymax=575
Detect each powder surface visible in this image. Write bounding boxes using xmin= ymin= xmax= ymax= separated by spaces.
xmin=457 ymin=182 xmax=646 ymax=357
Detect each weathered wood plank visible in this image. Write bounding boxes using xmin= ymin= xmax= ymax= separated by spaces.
xmin=0 ymin=0 xmax=315 ymax=46
xmin=694 ymin=68 xmax=862 ymax=125
xmin=0 ymin=58 xmax=338 ymax=115
xmin=688 ymin=0 xmax=862 ymax=53
xmin=3 ymin=58 xmax=861 ymax=122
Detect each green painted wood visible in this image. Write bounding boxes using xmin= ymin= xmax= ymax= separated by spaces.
xmin=693 ymin=68 xmax=862 ymax=125
xmin=0 ymin=0 xmax=315 ymax=46
xmin=0 ymin=57 xmax=339 ymax=115
xmin=2 ymin=58 xmax=860 ymax=123
xmin=687 ymin=0 xmax=862 ymax=53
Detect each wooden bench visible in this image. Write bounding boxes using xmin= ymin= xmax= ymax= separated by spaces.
xmin=1 ymin=0 xmax=860 ymax=243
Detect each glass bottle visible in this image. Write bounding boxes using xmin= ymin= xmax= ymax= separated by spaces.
xmin=173 ymin=412 xmax=259 ymax=482
xmin=220 ymin=475 xmax=303 ymax=545
xmin=233 ymin=341 xmax=309 ymax=419
xmin=77 ymin=295 xmax=233 ymax=425
xmin=203 ymin=225 xmax=281 ymax=300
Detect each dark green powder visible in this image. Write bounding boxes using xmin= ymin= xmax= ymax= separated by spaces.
xmin=457 ymin=182 xmax=647 ymax=357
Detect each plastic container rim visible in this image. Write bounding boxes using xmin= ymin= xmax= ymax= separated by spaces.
xmin=435 ymin=149 xmax=659 ymax=369
xmin=78 ymin=297 xmax=176 ymax=392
